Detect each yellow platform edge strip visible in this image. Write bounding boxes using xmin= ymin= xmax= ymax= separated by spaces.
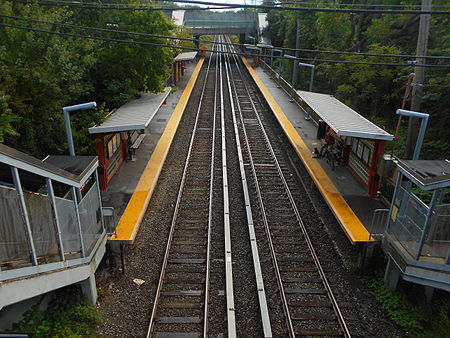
xmin=241 ymin=57 xmax=373 ymax=244
xmin=111 ymin=58 xmax=205 ymax=243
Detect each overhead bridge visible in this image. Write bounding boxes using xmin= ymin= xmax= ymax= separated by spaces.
xmin=169 ymin=10 xmax=258 ymax=36
xmin=185 ymin=19 xmax=257 ymax=36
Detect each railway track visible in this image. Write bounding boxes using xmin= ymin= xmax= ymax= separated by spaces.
xmin=147 ymin=36 xmax=352 ymax=337
xmin=147 ymin=42 xmax=220 ymax=338
xmin=223 ymin=37 xmax=351 ymax=337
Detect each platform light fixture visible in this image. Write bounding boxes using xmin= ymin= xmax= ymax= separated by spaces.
xmin=284 ymin=55 xmax=298 ymax=102
xmin=298 ymin=62 xmax=315 ymax=93
xmin=396 ymin=109 xmax=429 ymax=160
xmin=63 ymin=102 xmax=97 ymax=156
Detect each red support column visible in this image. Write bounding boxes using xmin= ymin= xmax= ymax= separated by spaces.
xmin=173 ymin=62 xmax=177 ymax=85
xmin=368 ymin=140 xmax=386 ymax=196
xmin=95 ymin=134 xmax=108 ymax=190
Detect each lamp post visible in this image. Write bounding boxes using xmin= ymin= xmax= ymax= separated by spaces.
xmin=396 ymin=109 xmax=429 ymax=160
xmin=62 ymin=102 xmax=97 ymax=156
xmin=271 ymin=49 xmax=283 ymax=87
xmin=298 ymin=62 xmax=315 ymax=92
xmin=270 ymin=48 xmax=282 ymax=67
xmin=284 ymin=55 xmax=298 ymax=102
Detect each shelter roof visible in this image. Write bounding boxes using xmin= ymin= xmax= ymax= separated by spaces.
xmin=397 ymin=160 xmax=450 ymax=190
xmin=298 ymin=91 xmax=393 ymax=141
xmin=88 ymin=88 xmax=171 ymax=134
xmin=174 ymin=52 xmax=197 ymax=62
xmin=0 ymin=143 xmax=96 ymax=188
xmin=244 ymin=44 xmax=261 ymax=51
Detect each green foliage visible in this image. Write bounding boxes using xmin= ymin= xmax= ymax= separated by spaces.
xmin=265 ymin=0 xmax=450 ymax=159
xmin=12 ymin=288 xmax=101 ymax=337
xmin=0 ymin=91 xmax=19 ymax=142
xmin=360 ymin=274 xmax=450 ymax=338
xmin=0 ymin=0 xmax=178 ymax=157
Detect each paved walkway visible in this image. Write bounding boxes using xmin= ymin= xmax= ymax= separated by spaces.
xmin=250 ymin=61 xmax=386 ymax=233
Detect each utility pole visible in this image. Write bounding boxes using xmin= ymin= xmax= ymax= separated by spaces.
xmin=406 ymin=0 xmax=432 ymax=159
xmin=292 ymin=19 xmax=301 ymax=89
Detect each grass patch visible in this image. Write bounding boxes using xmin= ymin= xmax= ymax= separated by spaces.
xmin=12 ymin=287 xmax=101 ymax=337
xmin=360 ymin=272 xmax=450 ymax=337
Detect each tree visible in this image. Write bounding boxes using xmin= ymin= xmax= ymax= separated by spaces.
xmin=0 ymin=91 xmax=18 ymax=143
xmin=0 ymin=0 xmax=178 ymax=156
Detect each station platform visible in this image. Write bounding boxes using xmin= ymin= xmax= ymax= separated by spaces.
xmin=102 ymin=57 xmax=204 ymax=243
xmin=243 ymin=57 xmax=386 ymax=244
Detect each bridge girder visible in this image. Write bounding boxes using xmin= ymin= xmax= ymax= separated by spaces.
xmin=190 ymin=27 xmax=257 ymax=36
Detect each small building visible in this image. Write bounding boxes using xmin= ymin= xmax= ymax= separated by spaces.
xmin=382 ymin=159 xmax=450 ymax=295
xmin=88 ymin=88 xmax=170 ymax=190
xmin=297 ymin=91 xmax=394 ymax=196
xmin=243 ymin=44 xmax=262 ymax=66
xmin=0 ymin=143 xmax=106 ymax=326
xmin=173 ymin=52 xmax=197 ymax=85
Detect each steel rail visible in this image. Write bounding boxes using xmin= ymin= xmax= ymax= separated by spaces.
xmin=225 ymin=36 xmax=293 ymax=337
xmin=203 ymin=37 xmax=220 ymax=338
xmin=226 ymin=36 xmax=351 ymax=337
xmin=146 ymin=42 xmax=218 ymax=338
xmin=218 ymin=35 xmax=237 ymax=338
xmin=222 ymin=38 xmax=273 ymax=338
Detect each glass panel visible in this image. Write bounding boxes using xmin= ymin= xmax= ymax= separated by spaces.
xmin=424 ymin=204 xmax=450 ymax=261
xmin=387 ymin=185 xmax=428 ymax=257
xmin=0 ymin=186 xmax=30 ymax=264
xmin=78 ymin=182 xmax=103 ymax=256
xmin=55 ymin=196 xmax=81 ymax=257
xmin=24 ymin=190 xmax=59 ymax=261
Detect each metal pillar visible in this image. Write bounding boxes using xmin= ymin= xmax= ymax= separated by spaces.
xmin=396 ymin=109 xmax=429 ymax=160
xmin=386 ymin=170 xmax=403 ymax=232
xmin=46 ymin=178 xmax=65 ymax=261
xmin=62 ymin=102 xmax=96 ymax=157
xmin=71 ymin=187 xmax=85 ymax=257
xmin=11 ymin=167 xmax=38 ymax=266
xmin=63 ymin=109 xmax=75 ymax=157
xmin=415 ymin=189 xmax=439 ymax=260
xmin=94 ymin=171 xmax=106 ymax=233
xmin=384 ymin=255 xmax=401 ymax=291
xmin=309 ymin=65 xmax=315 ymax=92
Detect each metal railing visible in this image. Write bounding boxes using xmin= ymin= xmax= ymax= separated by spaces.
xmin=369 ymin=209 xmax=389 ymax=240
xmin=385 ymin=186 xmax=450 ymax=263
xmin=0 ymin=180 xmax=105 ymax=281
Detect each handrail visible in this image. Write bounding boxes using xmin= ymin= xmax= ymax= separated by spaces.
xmin=0 ymin=143 xmax=97 ymax=188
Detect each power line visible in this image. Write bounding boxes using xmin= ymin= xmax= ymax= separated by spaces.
xmin=279 ymin=46 xmax=450 ymax=60
xmin=5 ymin=0 xmax=240 ymax=11
xmin=150 ymin=0 xmax=450 ymax=14
xmin=6 ymin=0 xmax=450 ymax=15
xmin=1 ymin=22 xmax=448 ymax=68
xmin=291 ymin=57 xmax=446 ymax=67
xmin=279 ymin=1 xmax=450 ymax=9
xmin=1 ymin=14 xmax=449 ymax=61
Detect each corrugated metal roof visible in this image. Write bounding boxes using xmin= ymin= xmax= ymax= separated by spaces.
xmin=88 ymin=88 xmax=171 ymax=134
xmin=244 ymin=44 xmax=261 ymax=51
xmin=298 ymin=91 xmax=394 ymax=141
xmin=174 ymin=52 xmax=197 ymax=61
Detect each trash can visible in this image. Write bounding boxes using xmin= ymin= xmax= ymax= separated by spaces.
xmin=317 ymin=120 xmax=327 ymax=139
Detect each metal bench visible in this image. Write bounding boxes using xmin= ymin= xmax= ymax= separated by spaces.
xmin=131 ymin=134 xmax=146 ymax=149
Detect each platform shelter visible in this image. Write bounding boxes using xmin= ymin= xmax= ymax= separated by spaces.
xmin=88 ymin=88 xmax=170 ymax=190
xmin=382 ymin=159 xmax=450 ymax=293
xmin=173 ymin=52 xmax=197 ymax=85
xmin=0 ymin=143 xmax=106 ymax=316
xmin=298 ymin=91 xmax=394 ymax=196
xmin=243 ymin=44 xmax=262 ymax=65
